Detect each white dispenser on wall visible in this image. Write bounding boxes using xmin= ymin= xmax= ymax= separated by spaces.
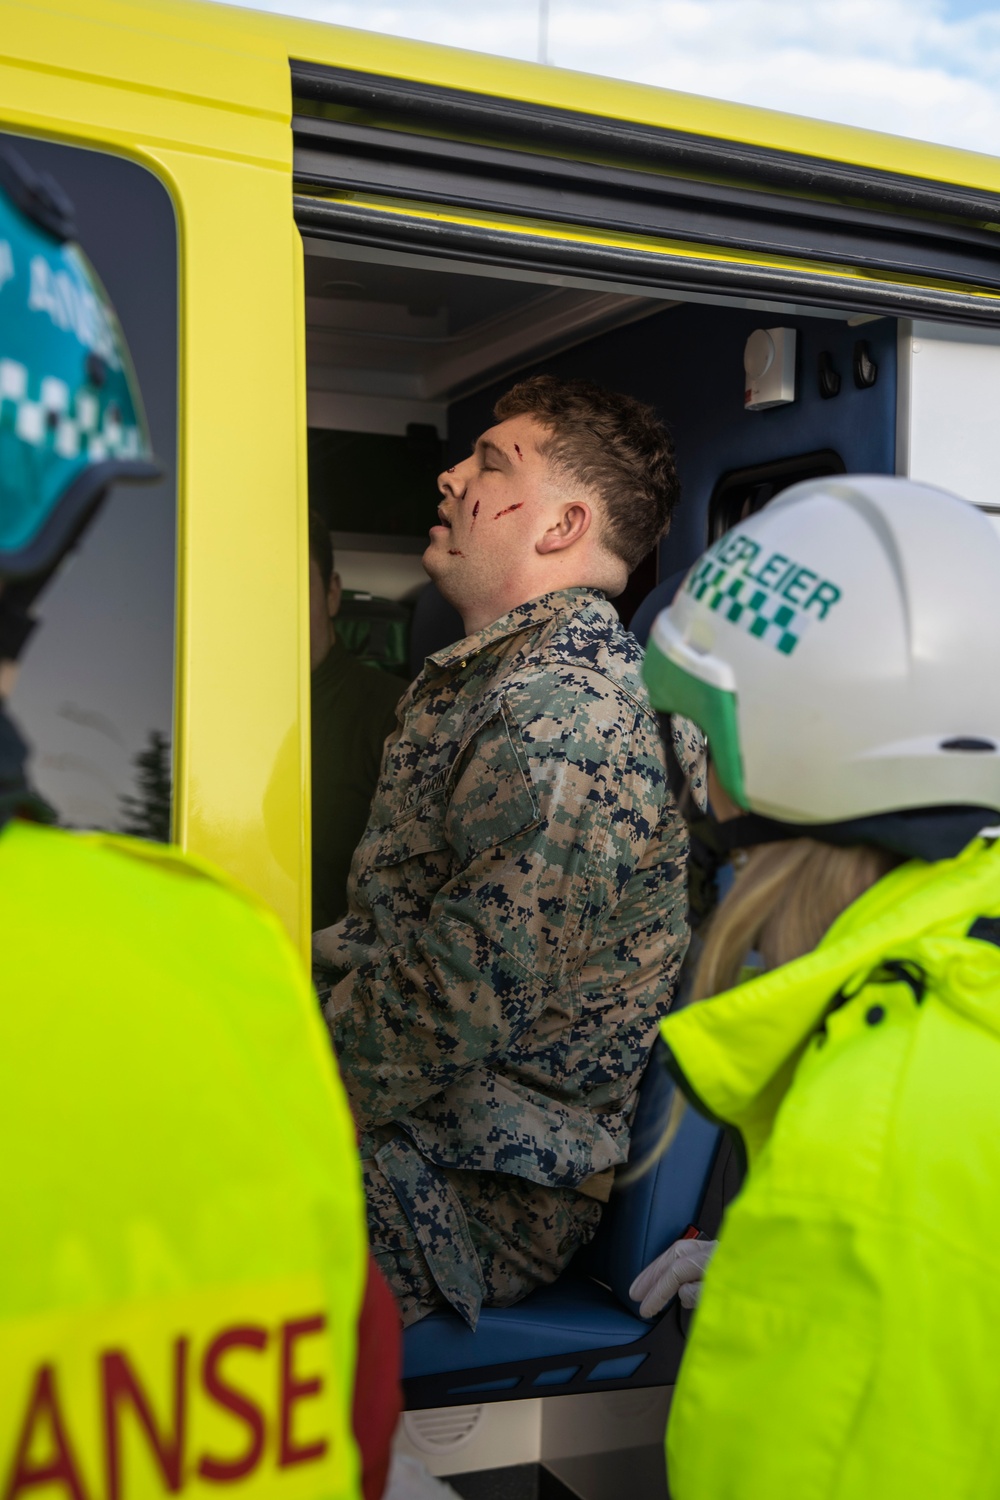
xmin=744 ymin=327 xmax=797 ymax=410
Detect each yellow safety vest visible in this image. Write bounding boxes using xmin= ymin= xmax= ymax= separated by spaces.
xmin=0 ymin=819 xmax=366 ymax=1500
xmin=662 ymin=836 xmax=1000 ymax=1499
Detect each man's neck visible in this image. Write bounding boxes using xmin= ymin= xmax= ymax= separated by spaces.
xmin=460 ymin=582 xmax=595 ymax=637
xmin=456 ymin=553 xmax=624 ymax=636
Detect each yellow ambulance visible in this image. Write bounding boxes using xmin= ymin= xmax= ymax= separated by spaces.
xmin=5 ymin=0 xmax=1000 ymax=1486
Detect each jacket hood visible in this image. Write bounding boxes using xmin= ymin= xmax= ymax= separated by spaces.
xmin=660 ymin=834 xmax=1000 ymax=1165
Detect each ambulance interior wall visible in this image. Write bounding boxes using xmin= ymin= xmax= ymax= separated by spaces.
xmin=447 ymin=303 xmax=898 ymax=587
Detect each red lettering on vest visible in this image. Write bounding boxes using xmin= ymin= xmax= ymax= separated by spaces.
xmin=101 ymin=1339 xmax=188 ymax=1500
xmin=3 ymin=1366 xmax=89 ymax=1500
xmin=277 ymin=1317 xmax=327 ymax=1468
xmin=197 ymin=1326 xmax=267 ymax=1483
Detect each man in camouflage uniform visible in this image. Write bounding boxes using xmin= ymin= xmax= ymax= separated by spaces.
xmin=315 ymin=375 xmax=688 ymax=1327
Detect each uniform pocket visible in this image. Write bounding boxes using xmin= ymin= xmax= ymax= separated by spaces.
xmin=369 ymin=796 xmax=449 ymax=868
xmin=374 ymin=1130 xmax=487 ymax=1329
xmin=446 ymin=699 xmax=540 ymax=867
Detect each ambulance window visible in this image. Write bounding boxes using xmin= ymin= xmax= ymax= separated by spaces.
xmin=301 ymin=244 xmax=667 ymax=651
xmin=308 ymin=425 xmax=444 ymax=543
xmin=3 ymin=134 xmax=177 ymax=838
xmin=708 ymin=450 xmax=845 ymax=542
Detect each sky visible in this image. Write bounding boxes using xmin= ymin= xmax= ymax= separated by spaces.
xmin=217 ymin=0 xmax=1000 ymax=156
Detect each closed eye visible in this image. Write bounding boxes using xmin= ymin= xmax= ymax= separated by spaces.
xmin=475 ymin=437 xmax=513 ymax=472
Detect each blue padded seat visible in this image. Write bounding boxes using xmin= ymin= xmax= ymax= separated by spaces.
xmin=403 ymin=1042 xmax=721 ymax=1382
xmin=629 ymin=568 xmax=687 ymax=648
xmin=403 ymin=1273 xmax=646 ymax=1380
xmin=408 ymin=581 xmax=464 ymax=680
xmin=581 ymin=1037 xmax=720 ymax=1307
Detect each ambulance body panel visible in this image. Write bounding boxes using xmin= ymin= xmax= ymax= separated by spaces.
xmin=3 ymin=7 xmax=1000 ymax=1487
xmin=3 ymin=0 xmax=999 ymax=949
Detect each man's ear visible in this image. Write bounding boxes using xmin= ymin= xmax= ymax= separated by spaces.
xmin=327 ymin=570 xmax=343 ymax=619
xmin=536 ymin=501 xmax=592 ymax=555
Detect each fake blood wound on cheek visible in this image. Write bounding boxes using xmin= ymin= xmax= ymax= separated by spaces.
xmin=471 ymin=500 xmax=480 ymax=529
xmin=448 ymin=548 xmax=465 ymax=556
xmin=514 ymin=444 xmax=523 ymax=459
xmin=493 ymin=503 xmax=524 ymax=520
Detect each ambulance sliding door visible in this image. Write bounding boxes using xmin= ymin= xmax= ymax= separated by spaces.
xmin=290 ymin=62 xmax=1000 ymax=335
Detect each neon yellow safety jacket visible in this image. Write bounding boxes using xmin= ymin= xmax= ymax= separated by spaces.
xmin=661 ymin=834 xmax=1000 ymax=1500
xmin=0 ymin=818 xmax=367 ymax=1500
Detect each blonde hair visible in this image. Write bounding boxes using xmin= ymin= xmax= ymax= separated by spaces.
xmin=635 ymin=839 xmax=897 ymax=1174
xmin=692 ymin=839 xmax=897 ymax=1002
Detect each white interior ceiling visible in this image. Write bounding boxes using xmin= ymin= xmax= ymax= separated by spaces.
xmin=304 ymin=248 xmax=668 ymax=432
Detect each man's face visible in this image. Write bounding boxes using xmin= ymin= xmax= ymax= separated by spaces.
xmin=424 ymin=413 xmax=558 ymax=621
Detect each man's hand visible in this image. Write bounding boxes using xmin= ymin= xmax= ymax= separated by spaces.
xmin=629 ymin=1236 xmax=717 ymax=1318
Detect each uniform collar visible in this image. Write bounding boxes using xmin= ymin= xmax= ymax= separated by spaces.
xmin=661 ymin=835 xmax=1000 ymax=1164
xmin=426 ymin=588 xmax=607 ymax=673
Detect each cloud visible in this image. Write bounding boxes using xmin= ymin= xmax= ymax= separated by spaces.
xmin=220 ymin=0 xmax=1000 ymax=153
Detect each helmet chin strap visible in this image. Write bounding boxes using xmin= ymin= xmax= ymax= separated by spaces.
xmin=0 ymin=586 xmax=39 ymax=667
xmin=0 ymin=699 xmax=53 ymax=831
xmin=0 ymin=554 xmax=66 ymax=670
xmin=687 ymin=804 xmax=999 ymax=864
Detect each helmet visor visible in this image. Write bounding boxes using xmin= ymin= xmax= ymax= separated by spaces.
xmin=642 ymin=630 xmax=748 ymax=811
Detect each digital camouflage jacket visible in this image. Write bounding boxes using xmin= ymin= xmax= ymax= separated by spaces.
xmin=315 ymin=588 xmax=689 ymax=1319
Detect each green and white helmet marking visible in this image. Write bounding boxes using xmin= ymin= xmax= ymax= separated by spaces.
xmin=685 ymin=531 xmax=842 ymax=657
xmin=644 ymin=475 xmax=1000 ymax=828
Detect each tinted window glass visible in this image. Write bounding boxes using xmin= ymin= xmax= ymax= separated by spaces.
xmin=708 ymin=450 xmax=846 ymax=543
xmin=308 ymin=424 xmax=443 ymax=540
xmin=4 ymin=134 xmax=177 ymax=837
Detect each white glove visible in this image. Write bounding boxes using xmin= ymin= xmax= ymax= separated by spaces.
xmin=629 ymin=1236 xmax=718 ymax=1319
xmin=384 ymin=1455 xmax=463 ymax=1499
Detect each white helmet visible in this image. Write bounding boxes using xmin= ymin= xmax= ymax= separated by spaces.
xmin=643 ymin=475 xmax=1000 ymax=860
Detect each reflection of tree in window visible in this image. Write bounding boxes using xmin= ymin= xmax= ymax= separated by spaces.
xmin=118 ymin=730 xmax=172 ymax=844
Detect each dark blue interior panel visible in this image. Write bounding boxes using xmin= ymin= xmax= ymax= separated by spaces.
xmin=447 ymin=304 xmax=897 ymax=582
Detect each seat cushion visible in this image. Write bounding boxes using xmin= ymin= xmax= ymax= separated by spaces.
xmin=582 ymin=1042 xmax=722 ymax=1309
xmin=403 ymin=1273 xmax=648 ymax=1379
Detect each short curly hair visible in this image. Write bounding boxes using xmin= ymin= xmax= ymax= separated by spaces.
xmin=494 ymin=375 xmax=679 ymax=572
